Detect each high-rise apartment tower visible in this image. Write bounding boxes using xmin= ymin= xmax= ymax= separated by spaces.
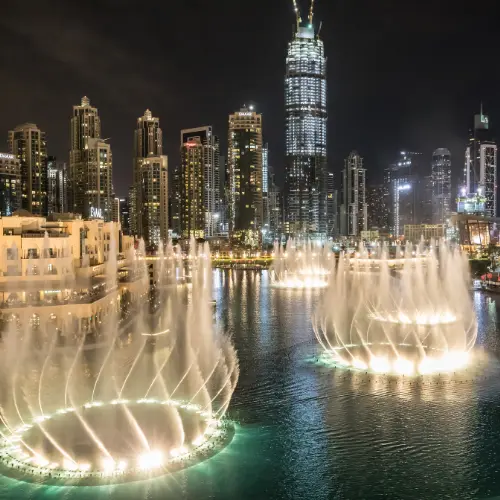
xmin=8 ymin=123 xmax=47 ymax=215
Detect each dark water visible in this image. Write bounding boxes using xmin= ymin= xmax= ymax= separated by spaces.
xmin=2 ymin=270 xmax=500 ymax=499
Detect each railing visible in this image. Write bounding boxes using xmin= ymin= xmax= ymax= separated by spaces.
xmin=0 ymin=290 xmax=116 ymax=309
xmin=21 ymin=233 xmax=70 ymax=238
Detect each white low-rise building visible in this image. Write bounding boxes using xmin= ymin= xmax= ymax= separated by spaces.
xmin=0 ymin=211 xmax=143 ymax=341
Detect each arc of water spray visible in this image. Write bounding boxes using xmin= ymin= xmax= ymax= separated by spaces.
xmin=68 ymin=392 xmax=113 ymax=459
xmin=91 ymin=334 xmax=119 ymax=403
xmin=64 ymin=330 xmax=88 ymax=408
xmin=203 ymin=361 xmax=238 ymax=412
xmin=38 ymin=333 xmax=59 ymax=416
xmin=118 ymin=338 xmax=148 ymax=398
xmin=169 ymin=349 xmax=200 ymax=399
xmin=144 ymin=346 xmax=174 ymax=399
xmin=188 ymin=354 xmax=221 ymax=404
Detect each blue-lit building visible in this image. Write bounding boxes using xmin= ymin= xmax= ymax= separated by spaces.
xmin=0 ymin=153 xmax=21 ymax=216
xmin=284 ymin=20 xmax=327 ymax=240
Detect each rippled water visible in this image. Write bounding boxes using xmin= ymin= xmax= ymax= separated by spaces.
xmin=2 ymin=270 xmax=500 ymax=499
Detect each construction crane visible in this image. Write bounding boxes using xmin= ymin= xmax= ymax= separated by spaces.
xmin=291 ymin=0 xmax=302 ymax=26
xmin=291 ymin=0 xmax=316 ymax=28
xmin=308 ymin=0 xmax=315 ymax=25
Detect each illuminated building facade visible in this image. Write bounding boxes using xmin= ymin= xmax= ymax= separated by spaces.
xmin=340 ymin=151 xmax=367 ymax=237
xmin=464 ymin=106 xmax=497 ymax=217
xmin=228 ymin=106 xmax=263 ymax=246
xmin=0 ymin=153 xmax=21 ymax=216
xmin=431 ymin=148 xmax=451 ymax=225
xmin=285 ymin=22 xmax=327 ymax=239
xmin=133 ymin=110 xmax=168 ymax=246
xmin=180 ymin=127 xmax=220 ymax=239
xmin=69 ymin=97 xmax=113 ymax=221
xmin=8 ymin=123 xmax=47 ymax=216
xmin=403 ymin=224 xmax=446 ymax=243
xmin=450 ymin=213 xmax=500 ymax=249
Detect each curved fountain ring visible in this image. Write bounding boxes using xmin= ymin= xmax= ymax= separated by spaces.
xmin=315 ymin=311 xmax=477 ymax=376
xmin=272 ymin=267 xmax=330 ymax=289
xmin=313 ymin=242 xmax=479 ymax=377
xmin=317 ymin=343 xmax=473 ymax=376
xmin=0 ymin=398 xmax=235 ymax=485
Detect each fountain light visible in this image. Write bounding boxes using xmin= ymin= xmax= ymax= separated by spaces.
xmin=352 ymin=358 xmax=368 ymax=370
xmin=370 ymin=356 xmax=390 ymax=373
xmin=63 ymin=458 xmax=78 ymax=470
xmin=101 ymin=457 xmax=116 ymax=474
xmin=192 ymin=435 xmax=206 ymax=447
xmin=34 ymin=456 xmax=49 ymax=467
xmin=138 ymin=450 xmax=164 ymax=470
xmin=393 ymin=357 xmax=414 ymax=376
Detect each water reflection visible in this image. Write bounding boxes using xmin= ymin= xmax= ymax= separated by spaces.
xmin=3 ymin=272 xmax=500 ymax=499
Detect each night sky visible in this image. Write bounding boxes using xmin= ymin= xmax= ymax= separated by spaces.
xmin=1 ymin=0 xmax=498 ymax=196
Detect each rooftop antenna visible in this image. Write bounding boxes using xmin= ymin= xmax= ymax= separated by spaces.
xmin=291 ymin=0 xmax=302 ymax=27
xmin=309 ymin=0 xmax=315 ymax=25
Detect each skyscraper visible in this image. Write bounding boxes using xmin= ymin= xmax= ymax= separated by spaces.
xmin=366 ymin=184 xmax=388 ymax=231
xmin=180 ymin=127 xmax=220 ymax=239
xmin=384 ymin=152 xmax=422 ymax=237
xmin=69 ymin=97 xmax=113 ymax=220
xmin=8 ymin=123 xmax=47 ymax=215
xmin=268 ymin=165 xmax=283 ymax=241
xmin=112 ymin=197 xmax=120 ymax=223
xmin=340 ymin=151 xmax=367 ymax=236
xmin=0 ymin=152 xmax=21 ymax=216
xmin=464 ymin=106 xmax=497 ymax=217
xmin=228 ymin=106 xmax=263 ymax=246
xmin=431 ymin=148 xmax=451 ymax=224
xmin=46 ymin=156 xmax=67 ymax=214
xmin=170 ymin=165 xmax=182 ymax=237
xmin=133 ymin=110 xmax=168 ymax=246
xmin=119 ymin=197 xmax=130 ymax=235
xmin=284 ymin=9 xmax=327 ymax=240
xmin=128 ymin=185 xmax=137 ymax=236
xmin=326 ymin=172 xmax=338 ymax=239
xmin=262 ymin=143 xmax=270 ymax=233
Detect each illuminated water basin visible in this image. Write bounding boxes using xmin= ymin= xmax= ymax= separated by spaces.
xmin=0 ymin=399 xmax=234 ymax=486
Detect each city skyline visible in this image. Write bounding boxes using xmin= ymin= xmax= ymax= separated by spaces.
xmin=0 ymin=0 xmax=497 ymax=197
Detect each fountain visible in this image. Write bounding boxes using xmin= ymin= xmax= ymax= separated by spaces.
xmin=271 ymin=238 xmax=331 ymax=288
xmin=313 ymin=241 xmax=478 ymax=375
xmin=0 ymin=237 xmax=238 ymax=484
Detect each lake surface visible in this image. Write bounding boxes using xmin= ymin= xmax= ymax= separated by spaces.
xmin=2 ymin=270 xmax=500 ymax=499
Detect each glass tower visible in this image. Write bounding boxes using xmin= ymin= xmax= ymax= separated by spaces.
xmin=431 ymin=148 xmax=452 ymax=224
xmin=285 ymin=24 xmax=327 ymax=239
